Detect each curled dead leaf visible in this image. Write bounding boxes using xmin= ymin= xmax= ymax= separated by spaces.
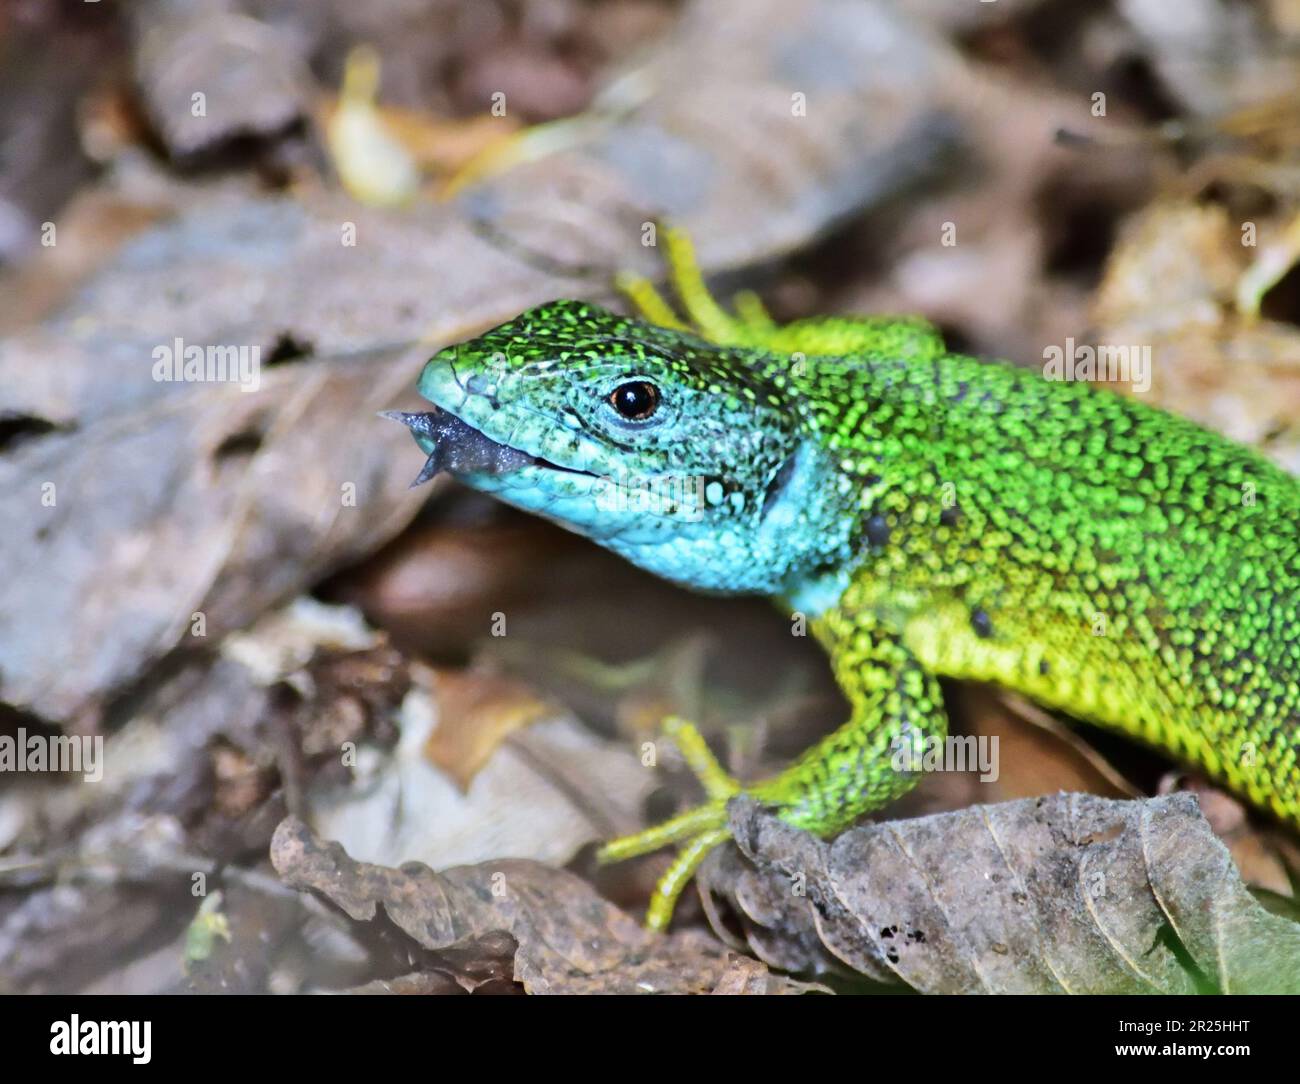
xmin=270 ymin=815 xmax=814 ymax=994
xmin=701 ymin=793 xmax=1300 ymax=994
xmin=425 ymin=667 xmax=554 ymax=790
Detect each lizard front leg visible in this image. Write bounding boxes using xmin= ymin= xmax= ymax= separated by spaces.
xmin=599 ymin=607 xmax=949 ymax=929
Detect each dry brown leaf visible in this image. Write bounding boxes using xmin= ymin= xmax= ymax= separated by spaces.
xmin=700 ymin=793 xmax=1300 ymax=993
xmin=448 ymin=0 xmax=968 ymax=272
xmin=309 ymin=672 xmax=654 ymax=872
xmin=270 ymin=815 xmax=811 ymax=994
xmin=130 ymin=0 xmax=310 ymax=160
xmin=316 ymin=93 xmax=523 ymax=180
xmin=1157 ymin=773 xmax=1295 ymax=896
xmin=1117 ymin=0 xmax=1300 ymax=117
xmin=969 ymin=688 xmax=1139 ymax=802
xmin=0 ymin=348 xmax=430 ymax=724
xmin=425 ymin=667 xmax=554 ymax=790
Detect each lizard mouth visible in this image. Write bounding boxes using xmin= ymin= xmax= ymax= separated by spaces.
xmin=380 ymin=408 xmax=595 ymax=488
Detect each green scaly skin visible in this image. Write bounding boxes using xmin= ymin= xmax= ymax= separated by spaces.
xmin=388 ymin=256 xmax=1300 ymax=929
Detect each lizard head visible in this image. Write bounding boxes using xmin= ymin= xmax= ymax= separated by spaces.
xmin=386 ymin=300 xmax=858 ymax=598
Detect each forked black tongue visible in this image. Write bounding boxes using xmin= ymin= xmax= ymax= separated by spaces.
xmin=380 ymin=409 xmax=533 ymax=487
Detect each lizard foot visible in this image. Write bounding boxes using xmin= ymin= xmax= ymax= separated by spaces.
xmin=614 ymin=226 xmax=775 ymax=346
xmin=597 ymin=715 xmax=745 ymax=931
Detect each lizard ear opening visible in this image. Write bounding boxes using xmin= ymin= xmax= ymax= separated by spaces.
xmin=761 ymin=452 xmax=799 ymax=519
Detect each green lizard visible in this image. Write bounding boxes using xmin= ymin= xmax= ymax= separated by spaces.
xmin=385 ymin=229 xmax=1300 ymax=930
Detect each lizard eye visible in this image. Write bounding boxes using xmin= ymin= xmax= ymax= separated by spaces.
xmin=609 ymin=380 xmax=660 ymax=421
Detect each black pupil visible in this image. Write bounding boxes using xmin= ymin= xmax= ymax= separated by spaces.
xmin=611 ymin=381 xmax=659 ymax=420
